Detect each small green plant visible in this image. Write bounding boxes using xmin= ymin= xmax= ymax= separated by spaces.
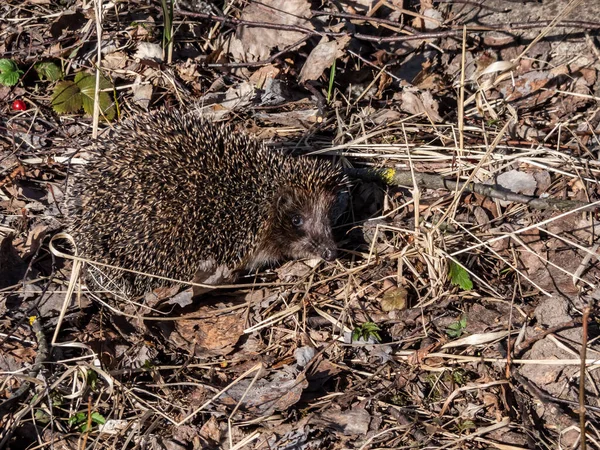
xmin=351 ymin=322 xmax=382 ymax=343
xmin=0 ymin=59 xmax=23 ymax=86
xmin=86 ymin=369 xmax=99 ymax=391
xmin=424 ymin=373 xmax=443 ymax=402
xmin=49 ymin=390 xmax=64 ymax=407
xmin=161 ymin=0 xmax=174 ymax=62
xmin=34 ymin=408 xmax=51 ymax=424
xmin=448 ymin=260 xmax=473 ymax=291
xmin=450 ymin=368 xmax=467 ymax=385
xmin=68 ymin=411 xmax=106 ymax=432
xmin=389 ymin=392 xmax=408 ymax=406
xmin=34 ymin=61 xmax=63 ymax=81
xmin=51 ymin=71 xmax=116 ymax=120
xmin=457 ymin=419 xmax=475 ymax=433
xmin=142 ymin=360 xmax=154 ymax=370
xmin=327 ymin=59 xmax=336 ymax=103
xmin=446 ymin=316 xmax=467 ymax=338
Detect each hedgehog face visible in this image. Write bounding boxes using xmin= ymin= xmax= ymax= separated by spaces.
xmin=242 ymin=185 xmax=339 ymax=271
xmin=270 ymin=186 xmax=338 ymax=262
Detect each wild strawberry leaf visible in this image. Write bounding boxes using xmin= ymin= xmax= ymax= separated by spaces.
xmin=34 ymin=61 xmax=63 ymax=81
xmin=0 ymin=58 xmax=23 ymax=87
xmin=448 ymin=261 xmax=473 ymax=291
xmin=51 ymin=81 xmax=82 ymax=114
xmin=76 ymin=72 xmax=115 ymax=120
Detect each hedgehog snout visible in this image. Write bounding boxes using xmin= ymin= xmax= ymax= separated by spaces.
xmin=303 ymin=213 xmax=338 ymax=262
xmin=287 ymin=232 xmax=337 ymax=263
xmin=319 ymin=244 xmax=337 ymax=261
xmin=308 ymin=234 xmax=338 ymax=262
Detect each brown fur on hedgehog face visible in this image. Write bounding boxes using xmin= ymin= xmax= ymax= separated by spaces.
xmin=243 ymin=185 xmax=339 ymax=270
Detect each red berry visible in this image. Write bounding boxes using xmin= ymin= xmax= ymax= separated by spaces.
xmin=12 ymin=100 xmax=26 ymax=111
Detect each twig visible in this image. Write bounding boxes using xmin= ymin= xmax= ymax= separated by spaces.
xmin=514 ymin=317 xmax=583 ymax=357
xmin=579 ymin=305 xmax=590 ymax=450
xmin=303 ymin=82 xmax=327 ymax=121
xmin=81 ymin=395 xmax=93 ymax=450
xmin=513 ymin=371 xmax=600 ymax=413
xmin=310 ymin=9 xmax=417 ymax=32
xmin=91 ymin=0 xmax=103 ymax=139
xmin=177 ymin=10 xmax=324 ymax=38
xmin=345 ymin=167 xmax=592 ymax=211
xmin=177 ymin=9 xmax=600 ymax=45
xmin=475 ymin=20 xmax=600 ymax=31
xmin=434 ymin=0 xmax=508 ymax=12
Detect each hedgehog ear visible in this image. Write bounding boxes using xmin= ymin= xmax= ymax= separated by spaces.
xmin=275 ymin=187 xmax=296 ymax=210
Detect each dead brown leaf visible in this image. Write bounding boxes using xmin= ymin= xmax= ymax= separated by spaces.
xmin=380 ymin=285 xmax=408 ymax=312
xmin=199 ymin=416 xmax=221 ymax=445
xmin=170 ymin=308 xmax=245 ymax=356
xmin=219 ymin=369 xmax=308 ymax=416
xmin=299 ymin=35 xmax=351 ymax=84
xmin=248 ymin=64 xmax=280 ymax=89
xmin=311 ymin=406 xmax=371 ymax=436
xmin=395 ymin=88 xmax=442 ymax=122
xmin=226 ymin=0 xmax=313 ymax=63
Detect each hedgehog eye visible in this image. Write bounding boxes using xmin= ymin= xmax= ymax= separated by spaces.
xmin=291 ymin=215 xmax=304 ymax=227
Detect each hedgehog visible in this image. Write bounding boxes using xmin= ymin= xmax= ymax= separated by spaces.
xmin=68 ymin=109 xmax=344 ymax=297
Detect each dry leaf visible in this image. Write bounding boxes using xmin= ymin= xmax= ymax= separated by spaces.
xmin=532 ymin=170 xmax=551 ymax=194
xmin=313 ymin=407 xmax=371 ymax=436
xmin=496 ymin=170 xmax=537 ymax=207
xmin=135 ymin=42 xmax=163 ymax=62
xmin=299 ymin=35 xmax=350 ymax=83
xmin=103 ymin=51 xmax=129 ymax=70
xmin=397 ymin=89 xmax=442 ymax=122
xmin=22 ymin=223 xmax=47 ymax=259
xmin=199 ymin=416 xmax=221 ymax=444
xmin=131 ymin=76 xmax=153 ymax=110
xmin=171 ymin=308 xmax=245 ymax=356
xmin=226 ymin=0 xmax=313 ymax=62
xmin=219 ymin=369 xmax=308 ymax=416
xmin=380 ymin=286 xmax=408 ymax=312
xmin=498 ymin=70 xmax=554 ymax=105
xmin=422 ymin=8 xmax=443 ymax=30
xmin=249 ymin=64 xmax=280 ymax=88
xmin=442 ymin=330 xmax=510 ymax=349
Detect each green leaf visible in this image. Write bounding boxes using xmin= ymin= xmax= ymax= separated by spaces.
xmin=73 ymin=71 xmax=89 ymax=85
xmin=0 ymin=59 xmax=16 ymax=72
xmin=351 ymin=322 xmax=382 ymax=343
xmin=451 ymin=368 xmax=467 ymax=385
xmin=142 ymin=360 xmax=154 ymax=370
xmin=327 ymin=58 xmax=336 ymax=103
xmin=68 ymin=411 xmax=106 ymax=432
xmin=448 ymin=261 xmax=473 ymax=291
xmin=0 ymin=58 xmax=23 ymax=86
xmin=90 ymin=412 xmax=106 ymax=425
xmin=0 ymin=71 xmax=20 ymax=86
xmin=447 ymin=316 xmax=467 ymax=338
xmin=68 ymin=412 xmax=87 ymax=427
xmin=76 ymin=72 xmax=116 ymax=120
xmin=34 ymin=408 xmax=51 ymax=424
xmin=87 ymin=369 xmax=98 ymax=390
xmin=458 ymin=419 xmax=476 ymax=432
xmin=34 ymin=61 xmax=63 ymax=81
xmin=51 ymin=81 xmax=82 ymax=114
